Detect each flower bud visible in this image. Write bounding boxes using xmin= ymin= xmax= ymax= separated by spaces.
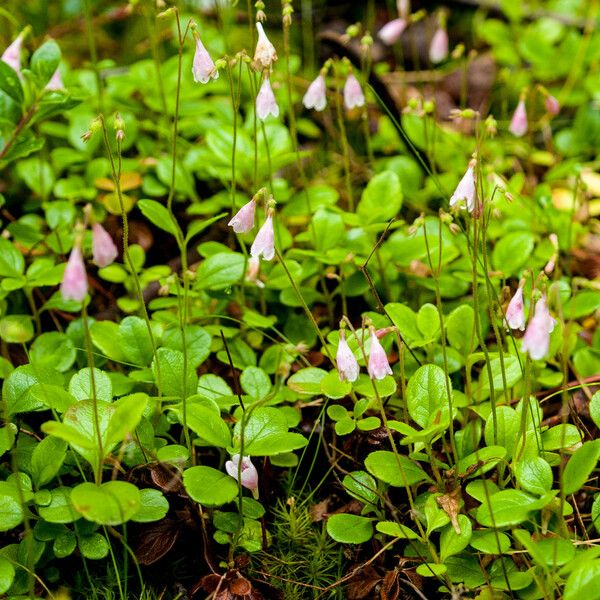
xmin=92 ymin=223 xmax=118 ymax=268
xmin=429 ymin=27 xmax=449 ymax=63
xmin=336 ymin=329 xmax=360 ymax=382
xmin=367 ymin=328 xmax=393 ymax=380
xmin=509 ymin=99 xmax=528 ymax=137
xmin=61 ymin=245 xmax=88 ymax=302
xmin=343 ymin=73 xmax=365 ymax=109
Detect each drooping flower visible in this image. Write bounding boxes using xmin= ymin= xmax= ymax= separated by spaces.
xmin=256 ymin=77 xmax=279 ymax=120
xmin=250 ymin=212 xmax=275 ymax=261
xmin=45 ymin=68 xmax=64 ymax=91
xmin=367 ymin=329 xmax=393 ymax=380
xmin=429 ymin=27 xmax=449 ymax=63
xmin=192 ymin=35 xmax=218 ymax=84
xmin=505 ymin=287 xmax=525 ymax=331
xmin=228 ymin=199 xmax=256 ymax=233
xmin=449 ymin=164 xmax=476 ymax=212
xmin=378 ymin=18 xmax=407 ymax=46
xmin=2 ymin=33 xmax=24 ymax=75
xmin=245 ymin=256 xmax=264 ymax=288
xmin=336 ymin=330 xmax=360 ymax=382
xmin=254 ymin=22 xmax=277 ymax=70
xmin=343 ymin=73 xmax=365 ymax=109
xmin=302 ymin=74 xmax=327 ymax=112
xmin=521 ymin=296 xmax=556 ymax=361
xmin=60 ymin=245 xmax=88 ymax=302
xmin=545 ymin=95 xmax=560 ymax=116
xmin=225 ymin=454 xmax=259 ymax=493
xmin=92 ymin=223 xmax=118 ymax=268
xmin=509 ymin=99 xmax=528 ymax=137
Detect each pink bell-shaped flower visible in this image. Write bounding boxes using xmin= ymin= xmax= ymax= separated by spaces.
xmin=192 ymin=35 xmax=218 ymax=84
xmin=545 ymin=95 xmax=560 ymax=116
xmin=378 ymin=18 xmax=407 ymax=46
xmin=45 ymin=68 xmax=64 ymax=91
xmin=505 ymin=287 xmax=526 ymax=331
xmin=450 ymin=164 xmax=476 ymax=212
xmin=226 ymin=454 xmax=259 ymax=494
xmin=509 ymin=99 xmax=528 ymax=137
xmin=302 ymin=74 xmax=327 ymax=112
xmin=2 ymin=33 xmax=24 ymax=75
xmin=521 ymin=296 xmax=556 ymax=360
xmin=336 ymin=330 xmax=360 ymax=382
xmin=367 ymin=328 xmax=393 ymax=380
xmin=429 ymin=27 xmax=449 ymax=63
xmin=60 ymin=245 xmax=88 ymax=302
xmin=92 ymin=223 xmax=118 ymax=268
xmin=254 ymin=22 xmax=277 ymax=69
xmin=256 ymin=77 xmax=279 ymax=120
xmin=250 ymin=212 xmax=275 ymax=261
xmin=343 ymin=73 xmax=365 ymax=109
xmin=228 ymin=199 xmax=256 ymax=233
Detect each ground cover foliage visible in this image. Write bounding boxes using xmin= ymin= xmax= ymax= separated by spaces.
xmin=0 ymin=0 xmax=600 ymax=598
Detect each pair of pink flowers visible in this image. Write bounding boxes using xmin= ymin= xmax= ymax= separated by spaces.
xmin=302 ymin=72 xmax=365 ymax=113
xmin=254 ymin=23 xmax=279 ymax=121
xmin=336 ymin=328 xmax=393 ymax=382
xmin=60 ymin=223 xmax=118 ymax=302
xmin=225 ymin=454 xmax=259 ymax=496
xmin=227 ymin=198 xmax=275 ymax=261
xmin=505 ymin=288 xmax=556 ymax=360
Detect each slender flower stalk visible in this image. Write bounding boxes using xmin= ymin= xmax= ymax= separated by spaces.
xmin=336 ymin=329 xmax=360 ymax=382
xmin=367 ymin=328 xmax=393 ymax=380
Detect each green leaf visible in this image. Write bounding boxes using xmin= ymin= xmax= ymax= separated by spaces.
xmin=515 ymin=457 xmax=553 ymax=496
xmin=492 ymin=231 xmax=535 ymax=276
xmin=475 ymin=489 xmax=542 ymax=527
xmin=4 ymin=364 xmax=63 ymax=414
xmin=591 ymin=392 xmax=600 ymax=430
xmin=30 ymin=437 xmax=67 ymax=488
xmin=375 ymin=521 xmax=420 ymax=539
xmin=357 ymin=171 xmax=402 ymax=223
xmin=30 ymin=332 xmax=76 ymax=372
xmin=71 ymin=481 xmax=141 ymax=525
xmin=37 ymin=487 xmax=80 ymax=523
xmin=440 ymin=515 xmax=472 ymax=560
xmin=53 ymin=531 xmax=77 ymax=558
xmin=162 ymin=325 xmax=211 ymax=368
xmin=240 ymin=367 xmax=271 ymax=401
xmin=0 ymin=493 xmax=23 ymax=531
xmin=118 ymin=316 xmax=154 ymax=366
xmin=326 ymin=514 xmax=373 ymax=544
xmin=0 ymin=60 xmax=24 ymax=104
xmin=0 ymin=237 xmax=24 ymax=277
xmin=0 ymin=315 xmax=33 ymax=343
xmin=0 ymin=557 xmax=15 ymax=594
xmin=446 ymin=305 xmax=475 ymax=354
xmin=564 ymin=291 xmax=600 ymax=319
xmin=131 ymin=489 xmax=169 ymax=523
xmin=386 ymin=303 xmax=423 ymax=345
xmin=364 ymin=450 xmax=431 ymax=487
xmin=233 ymin=407 xmax=307 ymax=456
xmin=195 ymin=253 xmax=245 ymax=290
xmin=320 ymin=370 xmax=352 ymax=399
xmin=457 ymin=446 xmax=507 ymax=478
xmin=343 ymin=471 xmax=378 ymax=505
xmin=105 ymin=393 xmax=148 ymax=447
xmin=177 ymin=401 xmax=231 ymax=448
xmin=185 ymin=213 xmax=227 ymax=244
xmin=312 ymin=208 xmax=345 ymax=251
xmin=470 ymin=530 xmax=510 ymax=554
xmin=78 ymin=533 xmax=109 ymax=560
xmin=183 ymin=465 xmax=239 ymax=507
xmin=152 ymin=347 xmax=198 ymax=399
xmin=287 ymin=367 xmax=328 ymax=395
xmin=416 ymin=303 xmax=441 ymax=341
xmin=563 ymin=440 xmax=600 ymax=495
xmin=564 ymin=560 xmax=600 ymax=600
xmin=31 ymin=40 xmax=61 ymax=85
xmin=69 ymin=368 xmax=113 ymax=402
xmin=484 ymin=405 xmax=519 ymax=457
xmin=406 ymin=364 xmax=451 ymax=428
xmin=137 ymin=199 xmax=180 ymax=236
